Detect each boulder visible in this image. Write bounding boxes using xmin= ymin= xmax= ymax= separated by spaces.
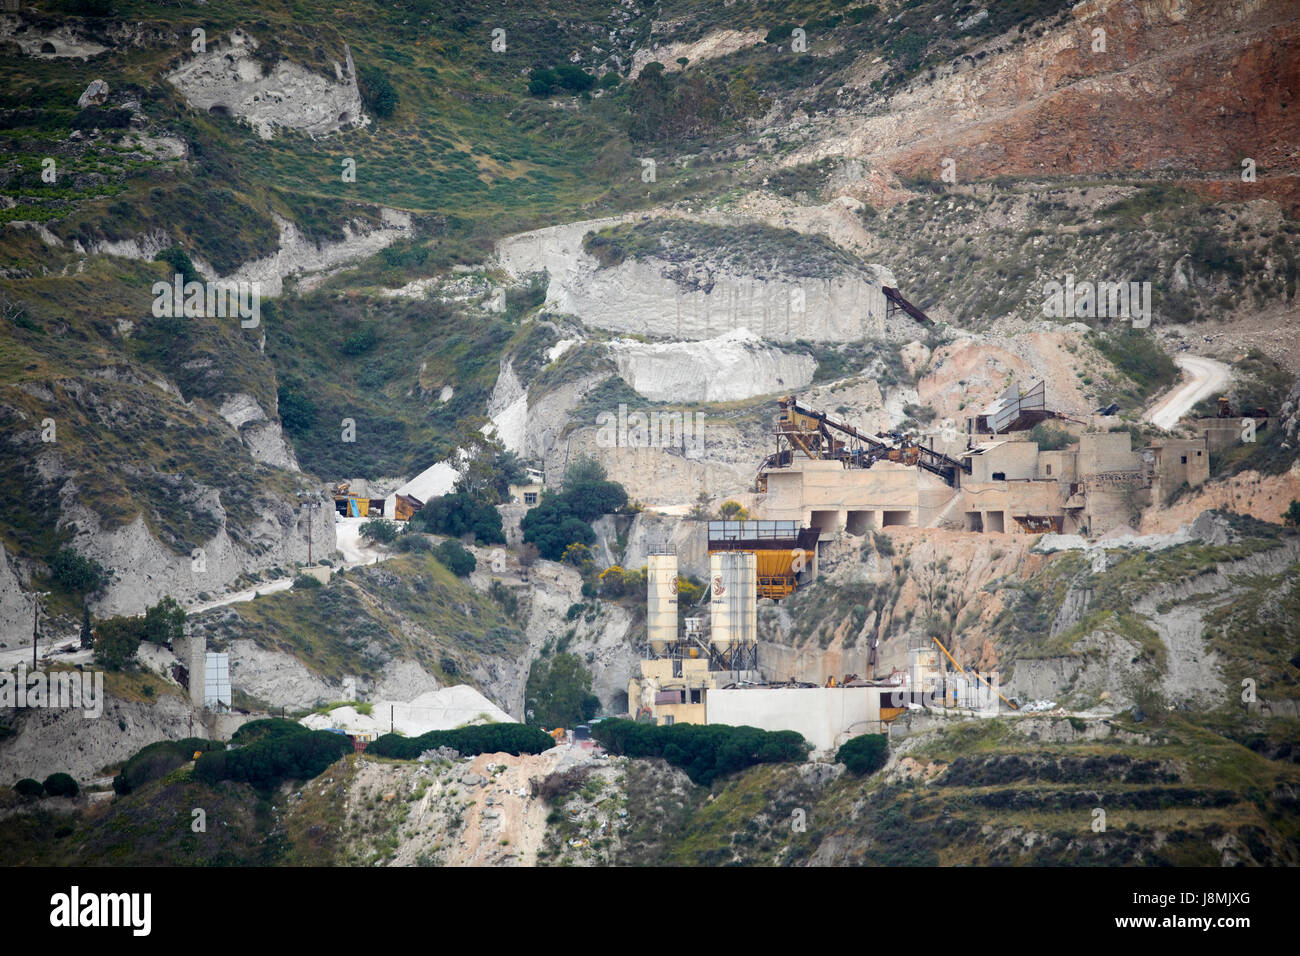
xmin=77 ymin=79 xmax=109 ymax=108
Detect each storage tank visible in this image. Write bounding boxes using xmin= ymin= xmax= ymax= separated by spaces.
xmin=710 ymin=552 xmax=756 ymax=648
xmin=647 ymin=553 xmax=679 ymax=654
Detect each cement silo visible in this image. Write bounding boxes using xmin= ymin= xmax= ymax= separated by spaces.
xmin=647 ymin=553 xmax=679 ymax=655
xmin=710 ymin=551 xmax=757 ymax=652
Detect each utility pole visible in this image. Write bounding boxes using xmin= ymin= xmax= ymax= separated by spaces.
xmin=31 ymin=591 xmax=50 ymax=669
xmin=299 ymin=494 xmax=322 ymax=566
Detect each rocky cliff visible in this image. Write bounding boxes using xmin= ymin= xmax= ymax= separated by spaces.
xmin=166 ymin=28 xmax=367 ymax=141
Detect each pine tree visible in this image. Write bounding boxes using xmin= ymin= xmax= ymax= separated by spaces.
xmin=79 ymin=603 xmax=93 ymax=650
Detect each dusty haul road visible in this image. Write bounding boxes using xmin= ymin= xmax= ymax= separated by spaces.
xmin=1142 ymin=355 xmax=1232 ymax=431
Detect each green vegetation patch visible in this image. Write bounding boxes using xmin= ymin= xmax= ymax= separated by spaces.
xmin=366 ymin=723 xmax=554 ymax=760
xmin=582 ymin=219 xmax=866 ymax=279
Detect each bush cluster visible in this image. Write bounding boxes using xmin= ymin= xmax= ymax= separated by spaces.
xmin=434 ymin=539 xmax=476 ymax=577
xmin=591 ymin=720 xmax=808 ymax=786
xmin=42 ymin=773 xmax=79 ymax=798
xmin=92 ymin=596 xmax=186 ymax=671
xmin=836 ymin=733 xmax=888 ymax=776
xmin=50 ymin=548 xmax=106 ymax=596
xmin=366 ymin=723 xmax=554 ymax=760
xmin=412 ymin=492 xmax=505 ymax=544
xmin=193 ymin=727 xmax=352 ymax=790
xmin=112 ymin=737 xmax=223 ymax=795
xmin=521 ymin=480 xmax=627 ymax=561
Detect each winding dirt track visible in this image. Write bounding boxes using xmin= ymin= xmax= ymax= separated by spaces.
xmin=1142 ymin=355 xmax=1232 ymax=431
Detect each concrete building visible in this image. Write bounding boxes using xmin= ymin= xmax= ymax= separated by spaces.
xmin=756 ymin=417 xmax=1208 ymax=539
xmin=1192 ymin=416 xmax=1267 ymax=452
xmin=628 ymin=658 xmax=715 ymax=726
xmin=1146 ymin=437 xmax=1210 ymax=501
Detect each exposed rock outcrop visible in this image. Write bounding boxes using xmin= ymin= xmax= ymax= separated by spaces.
xmin=76 ymin=79 xmax=109 ymax=108
xmin=218 ymin=393 xmax=299 ymax=471
xmin=609 ymin=329 xmax=816 ymax=402
xmin=166 ymin=28 xmax=367 ymax=140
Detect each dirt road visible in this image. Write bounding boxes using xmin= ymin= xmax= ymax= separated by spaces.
xmin=1142 ymin=355 xmax=1232 ymax=431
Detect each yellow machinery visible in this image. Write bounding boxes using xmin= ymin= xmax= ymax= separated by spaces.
xmin=707 ymin=520 xmax=821 ymax=601
xmin=931 ymin=636 xmax=1018 ymax=710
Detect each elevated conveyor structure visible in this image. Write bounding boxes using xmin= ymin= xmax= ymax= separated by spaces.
xmin=881 ymin=286 xmax=934 ymax=326
xmin=755 ymin=396 xmax=971 ymax=491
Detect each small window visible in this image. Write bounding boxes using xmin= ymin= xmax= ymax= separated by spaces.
xmin=992 ymin=471 xmax=1006 ymax=481
xmin=1045 ymin=464 xmax=1052 ymax=475
xmin=524 ymin=492 xmax=537 ymax=505
xmin=1180 ymin=456 xmax=1187 ymax=464
xmin=1197 ymin=450 xmax=1202 ymax=456
xmin=663 ymin=715 xmax=674 ymax=726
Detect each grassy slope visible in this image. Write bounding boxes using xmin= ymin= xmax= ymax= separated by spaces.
xmin=192 ymin=549 xmax=524 ymax=688
xmin=610 ymin=713 xmax=1300 ymax=866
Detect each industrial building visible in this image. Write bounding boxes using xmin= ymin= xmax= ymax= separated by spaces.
xmin=755 ymin=385 xmax=1210 ymax=539
xmin=626 ymin=535 xmax=1005 ymax=750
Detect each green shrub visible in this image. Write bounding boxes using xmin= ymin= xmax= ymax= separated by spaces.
xmin=836 ymin=733 xmax=888 ymax=776
xmin=359 ymin=518 xmax=399 ymax=544
xmin=13 ymin=778 xmax=43 ymax=798
xmin=292 ymin=574 xmax=323 ymax=589
xmin=42 ymin=773 xmax=79 ymax=798
xmin=359 ymin=65 xmax=398 ymax=118
xmin=526 ymin=653 xmax=595 ymax=727
xmin=339 ymin=325 xmax=379 ymax=356
xmin=193 ymin=729 xmax=352 ymax=790
xmin=1030 ymin=422 xmax=1074 ymax=452
xmin=93 ymin=615 xmax=143 ymax=671
xmin=153 ymin=247 xmax=201 ymax=285
xmin=230 ymin=718 xmax=310 ymax=747
xmin=50 ymin=548 xmax=106 ymax=596
xmin=112 ymin=738 xmax=223 ymax=794
xmin=592 ymin=719 xmax=808 ymax=786
xmin=412 ymin=492 xmax=504 ymax=544
xmin=141 ymin=595 xmax=185 ymax=645
xmin=520 ymin=477 xmax=626 ymax=560
xmin=434 ymin=539 xmax=476 ymax=577
xmin=395 ymin=534 xmax=431 ymax=553
xmin=367 ymin=723 xmax=555 ymax=760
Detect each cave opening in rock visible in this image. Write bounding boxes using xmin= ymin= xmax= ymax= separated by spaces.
xmin=40 ymin=42 xmax=57 ymax=54
xmin=208 ymin=104 xmax=231 ymax=117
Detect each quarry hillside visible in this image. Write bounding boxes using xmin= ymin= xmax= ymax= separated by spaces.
xmin=0 ymin=0 xmax=1298 ymax=868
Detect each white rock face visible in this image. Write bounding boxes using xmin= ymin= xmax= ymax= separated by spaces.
xmin=166 ymin=29 xmax=367 ymax=140
xmin=86 ymin=229 xmax=173 ymax=262
xmin=65 ymin=497 xmax=334 ymax=620
xmin=609 ymin=328 xmax=816 ymax=402
xmin=497 ymin=216 xmax=899 ymax=343
xmin=485 ymin=358 xmax=528 ymax=454
xmin=220 ymin=210 xmax=412 ymax=297
xmin=0 ymin=693 xmax=195 ymax=785
xmin=0 ymin=15 xmax=108 ymax=58
xmin=629 ymin=28 xmax=766 ymax=79
xmin=218 ymin=393 xmax=300 ymax=471
xmin=556 ymin=256 xmax=889 ymax=342
xmin=0 ymin=543 xmax=35 ymax=647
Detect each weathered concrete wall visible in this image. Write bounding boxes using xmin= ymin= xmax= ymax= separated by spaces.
xmin=969 ymin=440 xmax=1039 ymax=481
xmin=706 ymin=686 xmax=884 ymax=752
xmin=1192 ymin=417 xmax=1253 ymax=453
xmin=1152 ymin=438 xmax=1210 ymax=493
xmin=1038 ymin=449 xmax=1076 ymax=484
xmin=1079 ymin=432 xmax=1139 ymax=475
